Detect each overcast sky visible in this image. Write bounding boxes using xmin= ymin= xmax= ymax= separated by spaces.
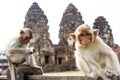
xmin=0 ymin=0 xmax=120 ymax=50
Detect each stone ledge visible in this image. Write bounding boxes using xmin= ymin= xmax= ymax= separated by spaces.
xmin=0 ymin=75 xmax=93 ymax=80
xmin=0 ymin=75 xmax=7 ymax=80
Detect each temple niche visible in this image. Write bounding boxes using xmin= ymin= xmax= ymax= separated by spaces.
xmin=24 ymin=2 xmax=55 ymax=71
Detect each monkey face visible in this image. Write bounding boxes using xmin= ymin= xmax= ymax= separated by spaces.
xmin=20 ymin=28 xmax=33 ymax=44
xmin=78 ymin=32 xmax=92 ymax=45
xmin=70 ymin=24 xmax=99 ymax=46
xmin=22 ymin=36 xmax=31 ymax=44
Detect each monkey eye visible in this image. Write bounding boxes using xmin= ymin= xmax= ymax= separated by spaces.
xmin=85 ymin=33 xmax=91 ymax=36
xmin=24 ymin=36 xmax=31 ymax=40
xmin=79 ymin=34 xmax=84 ymax=37
xmin=79 ymin=33 xmax=91 ymax=37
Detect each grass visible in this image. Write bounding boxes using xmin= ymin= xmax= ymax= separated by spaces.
xmin=43 ymin=71 xmax=85 ymax=76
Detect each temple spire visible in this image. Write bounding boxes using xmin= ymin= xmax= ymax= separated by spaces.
xmin=93 ymin=16 xmax=114 ymax=47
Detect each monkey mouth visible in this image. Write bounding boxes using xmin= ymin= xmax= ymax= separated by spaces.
xmin=81 ymin=39 xmax=90 ymax=45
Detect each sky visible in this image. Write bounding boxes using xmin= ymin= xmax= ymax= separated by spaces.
xmin=0 ymin=0 xmax=120 ymax=50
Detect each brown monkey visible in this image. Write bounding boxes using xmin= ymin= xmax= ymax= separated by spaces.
xmin=5 ymin=28 xmax=43 ymax=80
xmin=70 ymin=24 xmax=120 ymax=80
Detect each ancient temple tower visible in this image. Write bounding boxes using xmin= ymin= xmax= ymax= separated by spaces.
xmin=24 ymin=2 xmax=54 ymax=66
xmin=93 ymin=16 xmax=114 ymax=47
xmin=54 ymin=3 xmax=84 ymax=70
xmin=93 ymin=16 xmax=120 ymax=62
xmin=23 ymin=2 xmax=86 ymax=72
xmin=59 ymin=3 xmax=84 ymax=47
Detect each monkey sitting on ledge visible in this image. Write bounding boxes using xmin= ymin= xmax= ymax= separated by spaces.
xmin=5 ymin=28 xmax=43 ymax=80
xmin=70 ymin=24 xmax=120 ymax=80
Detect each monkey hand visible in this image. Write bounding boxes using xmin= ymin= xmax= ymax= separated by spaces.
xmin=28 ymin=47 xmax=35 ymax=53
xmin=106 ymin=70 xmax=120 ymax=80
xmin=28 ymin=51 xmax=33 ymax=55
xmin=27 ymin=47 xmax=35 ymax=55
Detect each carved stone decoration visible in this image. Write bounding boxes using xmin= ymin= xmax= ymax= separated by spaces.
xmin=93 ymin=16 xmax=114 ymax=47
xmin=24 ymin=2 xmax=54 ymax=67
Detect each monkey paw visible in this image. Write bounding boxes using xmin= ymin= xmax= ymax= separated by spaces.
xmin=27 ymin=47 xmax=35 ymax=54
xmin=105 ymin=70 xmax=120 ymax=80
xmin=31 ymin=66 xmax=43 ymax=75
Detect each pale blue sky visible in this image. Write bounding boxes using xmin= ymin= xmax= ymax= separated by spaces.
xmin=0 ymin=0 xmax=120 ymax=50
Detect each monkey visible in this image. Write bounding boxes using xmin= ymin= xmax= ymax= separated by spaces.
xmin=70 ymin=24 xmax=120 ymax=80
xmin=4 ymin=28 xmax=43 ymax=80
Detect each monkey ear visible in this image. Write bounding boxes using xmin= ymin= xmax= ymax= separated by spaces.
xmin=20 ymin=30 xmax=24 ymax=35
xmin=93 ymin=29 xmax=99 ymax=38
xmin=70 ymin=33 xmax=76 ymax=41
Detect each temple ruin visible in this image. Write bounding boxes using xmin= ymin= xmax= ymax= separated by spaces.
xmin=24 ymin=2 xmax=85 ymax=72
xmin=23 ymin=2 xmax=120 ymax=72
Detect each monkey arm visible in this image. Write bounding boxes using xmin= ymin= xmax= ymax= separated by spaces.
xmin=8 ymin=46 xmax=27 ymax=54
xmin=88 ymin=58 xmax=107 ymax=79
xmin=74 ymin=51 xmax=91 ymax=73
xmin=100 ymin=42 xmax=120 ymax=71
xmin=89 ymin=59 xmax=104 ymax=71
xmin=6 ymin=37 xmax=29 ymax=54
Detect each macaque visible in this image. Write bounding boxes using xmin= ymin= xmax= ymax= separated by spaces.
xmin=70 ymin=24 xmax=120 ymax=80
xmin=4 ymin=28 xmax=43 ymax=80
